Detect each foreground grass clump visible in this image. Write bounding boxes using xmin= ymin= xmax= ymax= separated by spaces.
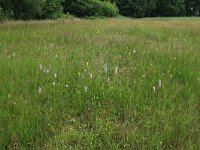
xmin=0 ymin=18 xmax=200 ymax=149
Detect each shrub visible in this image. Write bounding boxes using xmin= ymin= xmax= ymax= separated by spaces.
xmin=0 ymin=0 xmax=14 ymax=21
xmin=0 ymin=7 xmax=6 ymax=21
xmin=60 ymin=12 xmax=75 ymax=19
xmin=10 ymin=0 xmax=42 ymax=20
xmin=115 ymin=0 xmax=147 ymax=18
xmin=42 ymin=0 xmax=64 ymax=19
xmin=63 ymin=0 xmax=119 ymax=17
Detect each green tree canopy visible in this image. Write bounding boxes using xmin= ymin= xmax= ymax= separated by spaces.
xmin=63 ymin=0 xmax=119 ymax=17
xmin=1 ymin=0 xmax=200 ymax=20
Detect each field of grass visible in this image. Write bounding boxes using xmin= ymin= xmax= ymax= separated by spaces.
xmin=0 ymin=18 xmax=200 ymax=149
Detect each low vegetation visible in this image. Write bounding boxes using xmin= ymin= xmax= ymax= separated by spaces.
xmin=0 ymin=18 xmax=200 ymax=149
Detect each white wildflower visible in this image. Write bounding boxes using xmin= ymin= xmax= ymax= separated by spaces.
xmin=55 ymin=54 xmax=58 ymax=58
xmin=39 ymin=87 xmax=42 ymax=94
xmin=65 ymin=84 xmax=69 ymax=88
xmin=39 ymin=64 xmax=43 ymax=70
xmin=52 ymin=82 xmax=56 ymax=86
xmin=133 ymin=49 xmax=136 ymax=54
xmin=46 ymin=69 xmax=49 ymax=74
xmin=89 ymin=73 xmax=93 ymax=79
xmin=153 ymin=86 xmax=156 ymax=93
xmin=158 ymin=80 xmax=162 ymax=87
xmin=54 ymin=73 xmax=57 ymax=78
xmin=84 ymin=86 xmax=88 ymax=92
xmin=107 ymin=78 xmax=110 ymax=82
xmin=115 ymin=66 xmax=118 ymax=75
xmin=104 ymin=63 xmax=108 ymax=73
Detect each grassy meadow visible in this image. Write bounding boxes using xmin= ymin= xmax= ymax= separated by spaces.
xmin=0 ymin=18 xmax=200 ymax=149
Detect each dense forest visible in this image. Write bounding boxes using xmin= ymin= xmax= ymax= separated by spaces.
xmin=0 ymin=0 xmax=200 ymax=20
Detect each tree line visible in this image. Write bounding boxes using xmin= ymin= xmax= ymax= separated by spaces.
xmin=0 ymin=0 xmax=200 ymax=20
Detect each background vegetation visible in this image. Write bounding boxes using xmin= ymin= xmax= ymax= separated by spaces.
xmin=0 ymin=0 xmax=200 ymax=20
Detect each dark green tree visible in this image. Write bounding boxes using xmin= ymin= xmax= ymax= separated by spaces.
xmin=0 ymin=0 xmax=14 ymax=19
xmin=1 ymin=0 xmax=200 ymax=20
xmin=155 ymin=0 xmax=185 ymax=17
xmin=114 ymin=0 xmax=147 ymax=18
xmin=10 ymin=0 xmax=43 ymax=20
xmin=185 ymin=0 xmax=200 ymax=16
xmin=145 ymin=0 xmax=157 ymax=17
xmin=63 ymin=0 xmax=118 ymax=17
xmin=42 ymin=0 xmax=63 ymax=19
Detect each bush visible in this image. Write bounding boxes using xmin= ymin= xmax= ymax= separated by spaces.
xmin=155 ymin=0 xmax=186 ymax=17
xmin=11 ymin=0 xmax=42 ymax=20
xmin=91 ymin=0 xmax=119 ymax=17
xmin=115 ymin=0 xmax=147 ymax=18
xmin=42 ymin=0 xmax=64 ymax=19
xmin=63 ymin=0 xmax=119 ymax=17
xmin=0 ymin=0 xmax=14 ymax=21
xmin=60 ymin=12 xmax=75 ymax=19
xmin=0 ymin=7 xmax=6 ymax=21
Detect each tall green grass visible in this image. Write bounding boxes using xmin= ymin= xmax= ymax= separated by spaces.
xmin=0 ymin=18 xmax=200 ymax=149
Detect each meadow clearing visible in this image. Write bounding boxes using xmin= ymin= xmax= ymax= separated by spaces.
xmin=0 ymin=18 xmax=200 ymax=149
